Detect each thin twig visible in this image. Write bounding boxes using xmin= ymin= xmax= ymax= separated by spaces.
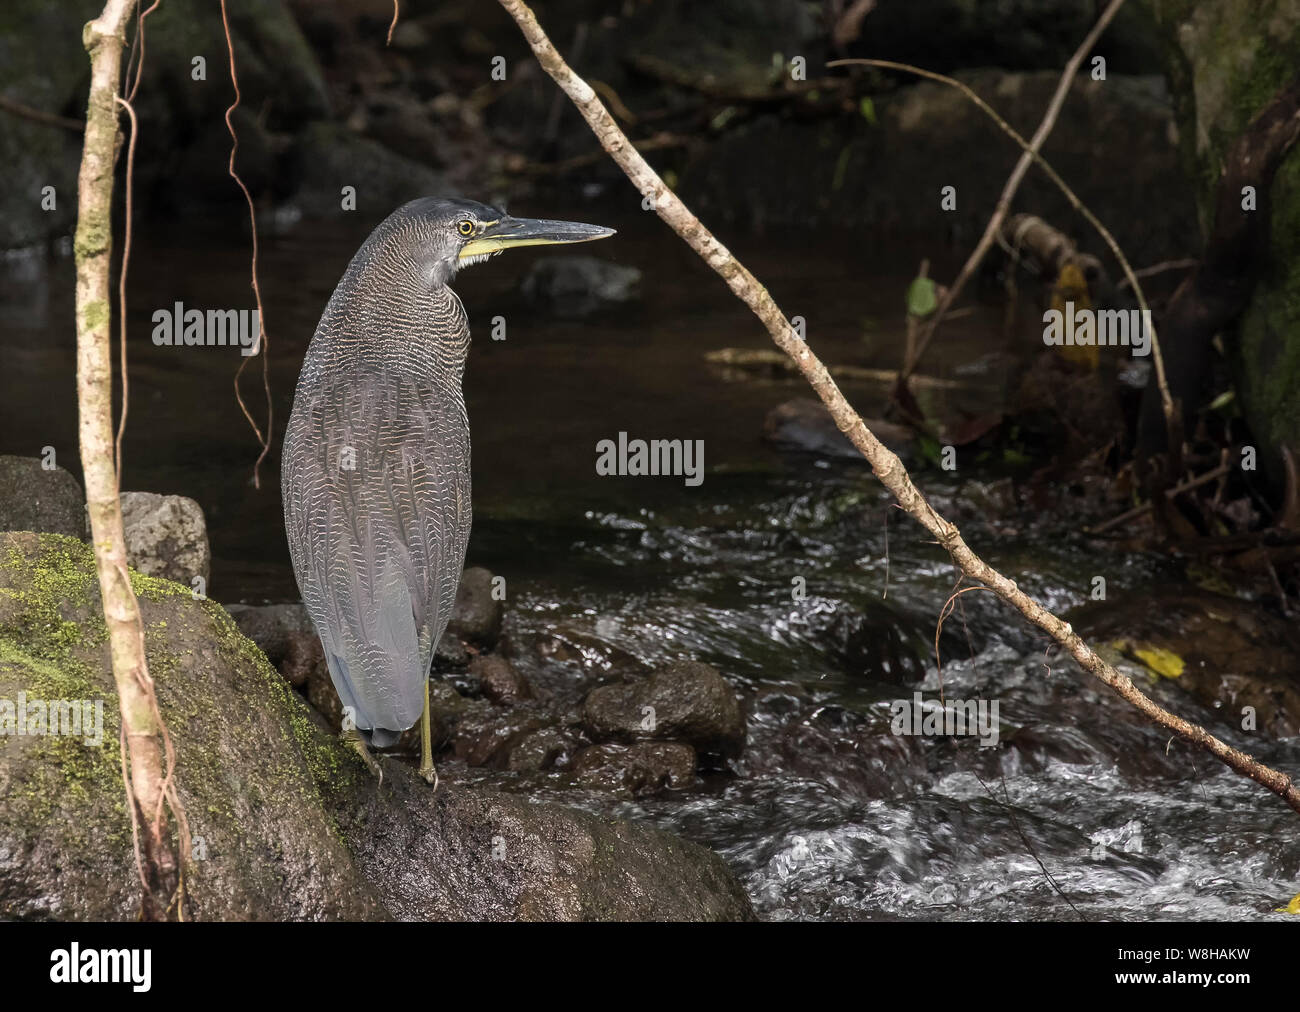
xmin=1086 ymin=461 xmax=1232 ymax=534
xmin=498 ymin=0 xmax=1300 ymax=816
xmin=221 ymin=0 xmax=273 ymax=489
xmin=0 ymin=95 xmax=83 ymax=131
xmin=1117 ymin=258 xmax=1199 ymax=293
xmin=112 ymin=0 xmax=160 ymax=485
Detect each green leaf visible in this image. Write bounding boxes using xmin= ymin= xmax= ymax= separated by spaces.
xmin=906 ymin=276 xmax=938 ymax=317
xmin=858 ymin=96 xmax=877 ymax=126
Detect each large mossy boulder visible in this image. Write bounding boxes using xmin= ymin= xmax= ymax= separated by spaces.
xmin=1151 ymin=1 xmax=1300 ymax=483
xmin=0 ymin=532 xmax=753 ymax=921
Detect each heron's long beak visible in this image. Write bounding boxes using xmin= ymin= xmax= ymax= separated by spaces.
xmin=458 ymin=216 xmax=616 ymax=260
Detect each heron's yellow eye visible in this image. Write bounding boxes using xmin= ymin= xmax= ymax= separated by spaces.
xmin=457 ymin=219 xmax=475 ymax=237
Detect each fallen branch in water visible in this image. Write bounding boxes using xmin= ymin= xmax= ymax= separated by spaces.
xmin=1086 ymin=461 xmax=1232 ymax=535
xmin=497 ymin=0 xmax=1300 ymax=816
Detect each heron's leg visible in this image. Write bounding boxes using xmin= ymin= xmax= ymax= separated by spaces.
xmin=419 ymin=679 xmax=439 ymax=790
xmin=342 ymin=727 xmax=383 ymax=785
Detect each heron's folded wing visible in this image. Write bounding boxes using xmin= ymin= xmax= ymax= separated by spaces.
xmin=282 ymin=369 xmax=471 ymax=734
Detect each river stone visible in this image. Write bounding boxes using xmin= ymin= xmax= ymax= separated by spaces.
xmin=470 ymin=653 xmax=532 ymax=705
xmin=452 ymin=703 xmax=558 ymax=769
xmin=520 ymin=256 xmax=642 ymax=318
xmin=506 ymin=726 xmax=575 ymax=772
xmin=447 ymin=566 xmax=503 ymax=648
xmin=224 ymin=602 xmax=322 ymax=688
xmin=0 ymin=532 xmax=382 ymax=921
xmin=0 ymin=532 xmax=754 ymax=921
xmin=582 ymin=660 xmax=745 ymax=757
xmin=573 ymin=741 xmax=697 ymax=796
xmin=0 ymin=456 xmax=87 ymax=539
xmin=119 ymin=492 xmax=211 ymax=589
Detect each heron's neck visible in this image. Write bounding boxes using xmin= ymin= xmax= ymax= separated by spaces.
xmin=306 ymin=257 xmax=471 ymax=386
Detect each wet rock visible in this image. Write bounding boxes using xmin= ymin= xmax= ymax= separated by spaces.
xmin=224 ymin=602 xmax=322 ymax=688
xmin=119 ymin=492 xmax=211 ymax=588
xmin=763 ymin=398 xmax=915 ymax=461
xmin=582 ymin=660 xmax=745 ymax=757
xmin=506 ymin=726 xmax=578 ymax=773
xmin=520 ymin=256 xmax=641 ymax=318
xmin=0 ymin=456 xmax=87 ymax=539
xmin=434 ymin=628 xmax=470 ymax=668
xmin=0 ymin=532 xmax=754 ymax=921
xmin=447 ymin=566 xmax=503 ymax=648
xmin=452 ymin=703 xmax=558 ymax=769
xmin=344 ymin=762 xmax=754 ymax=921
xmin=573 ymin=741 xmax=697 ymax=796
xmin=470 ymin=653 xmax=532 ymax=705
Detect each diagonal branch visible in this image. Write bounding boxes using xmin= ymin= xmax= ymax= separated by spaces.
xmin=496 ymin=0 xmax=1300 ymax=816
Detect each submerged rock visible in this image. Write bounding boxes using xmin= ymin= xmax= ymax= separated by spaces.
xmin=0 ymin=456 xmax=87 ymax=539
xmin=582 ymin=660 xmax=745 ymax=757
xmin=119 ymin=492 xmax=211 ymax=588
xmin=0 ymin=533 xmax=754 ymax=921
xmin=573 ymin=741 xmax=697 ymax=796
xmin=520 ymin=256 xmax=641 ymax=318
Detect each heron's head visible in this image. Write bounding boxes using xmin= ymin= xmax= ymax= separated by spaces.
xmin=395 ymin=196 xmax=616 ymax=287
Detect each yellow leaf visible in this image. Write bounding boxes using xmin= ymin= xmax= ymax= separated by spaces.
xmin=1133 ymin=646 xmax=1185 ymax=679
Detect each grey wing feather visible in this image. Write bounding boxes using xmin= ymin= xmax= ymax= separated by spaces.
xmin=283 ymin=368 xmax=471 ymax=739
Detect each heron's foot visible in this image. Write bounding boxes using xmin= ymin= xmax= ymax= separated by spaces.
xmin=418 ymin=755 xmax=439 ymax=791
xmin=342 ymin=729 xmax=383 ymax=786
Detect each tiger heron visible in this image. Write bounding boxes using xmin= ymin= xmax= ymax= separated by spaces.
xmin=283 ymin=197 xmax=615 ymax=785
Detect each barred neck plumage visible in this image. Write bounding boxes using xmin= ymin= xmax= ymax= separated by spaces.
xmin=299 ymin=233 xmax=471 ymax=390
